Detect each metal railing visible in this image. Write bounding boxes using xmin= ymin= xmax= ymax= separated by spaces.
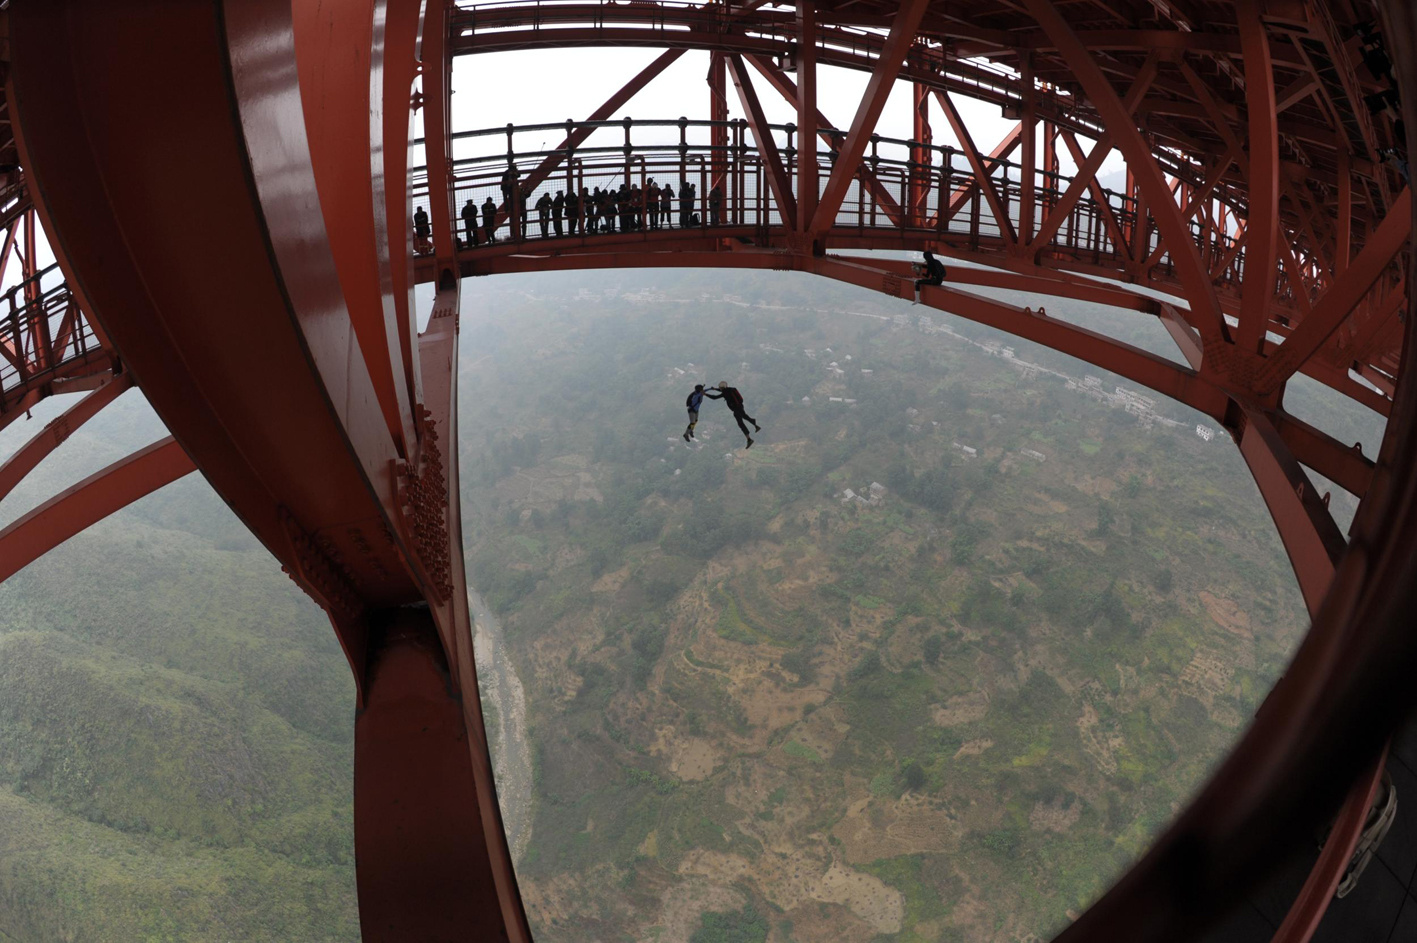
xmin=412 ymin=117 xmax=1244 ymax=289
xmin=0 ymin=263 xmax=100 ymax=393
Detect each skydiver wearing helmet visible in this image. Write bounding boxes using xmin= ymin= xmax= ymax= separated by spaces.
xmin=704 ymin=381 xmax=760 ymax=449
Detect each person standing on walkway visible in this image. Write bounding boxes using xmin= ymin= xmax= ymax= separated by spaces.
xmin=535 ymin=191 xmax=553 ymax=238
xmin=709 ymin=184 xmax=723 ymax=225
xmin=481 ymin=194 xmax=497 ymax=243
xmin=461 ymin=197 xmax=479 ymax=247
xmin=647 ymin=180 xmax=661 ymax=230
xmin=565 ymin=188 xmax=580 ymax=235
xmin=677 ymin=180 xmax=692 ymax=228
xmin=414 ymin=205 xmax=431 ymax=254
xmin=501 ymin=164 xmax=520 ymax=238
xmin=704 ymin=381 xmax=761 ymax=449
xmin=552 ymin=190 xmax=565 ymax=237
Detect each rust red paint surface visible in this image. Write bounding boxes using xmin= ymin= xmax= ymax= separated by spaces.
xmin=3 ymin=0 xmax=1414 ymax=940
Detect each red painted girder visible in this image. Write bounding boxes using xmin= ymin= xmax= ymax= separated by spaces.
xmin=1259 ymin=190 xmax=1411 ymax=393
xmin=1141 ymin=147 xmax=1237 ymax=272
xmin=0 ymin=437 xmax=196 ymax=584
xmin=1340 ymin=278 xmax=1406 ymax=364
xmin=422 ymin=0 xmax=460 ymax=268
xmin=812 ymin=254 xmax=1232 ymax=421
xmin=384 ymin=0 xmax=426 ymax=419
xmin=1030 ymin=59 xmax=1157 ymax=257
xmin=744 ymin=55 xmax=905 ymax=227
xmin=1055 ymin=130 xmax=1133 ymax=265
xmin=939 ymin=124 xmax=1022 ymax=224
xmin=1271 ymin=409 xmax=1376 ymax=501
xmin=417 ymin=280 xmax=533 ymax=941
xmin=496 ymin=48 xmax=688 ymax=234
xmin=1237 ymin=0 xmax=1281 ymax=356
xmin=808 ymin=0 xmax=930 ymax=233
xmin=937 ymin=90 xmax=1018 ymax=248
xmin=10 ymin=1 xmax=437 ymax=648
xmin=1024 ymin=0 xmax=1227 ymax=350
xmin=353 ymin=609 xmax=513 ymax=943
xmin=795 ymin=1 xmax=819 ymax=233
xmin=0 ymin=373 xmax=132 ymax=505
xmin=1017 ymin=55 xmax=1035 ymax=249
xmin=292 ymin=0 xmax=418 ymax=460
xmin=727 ymin=54 xmax=797 ymax=229
xmin=1159 ymin=302 xmax=1204 ymax=370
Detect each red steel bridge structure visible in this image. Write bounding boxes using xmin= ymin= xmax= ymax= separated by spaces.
xmin=1 ymin=0 xmax=1416 ymax=940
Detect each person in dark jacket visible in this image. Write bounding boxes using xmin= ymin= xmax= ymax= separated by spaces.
xmin=705 ymin=381 xmax=760 ymax=448
xmin=413 ymin=205 xmax=431 ymax=254
xmin=535 ymin=191 xmax=553 ymax=237
xmin=660 ymin=184 xmax=673 ymax=228
xmin=461 ymin=197 xmax=479 ymax=247
xmin=565 ymin=188 xmax=580 ymax=235
xmin=683 ymin=384 xmax=707 ymax=441
xmin=481 ymin=195 xmax=497 ymax=243
xmin=647 ymin=180 xmax=661 ymax=230
xmin=914 ymin=249 xmax=946 ymax=303
xmin=552 ymin=190 xmax=565 ymax=236
xmin=678 ymin=180 xmax=692 ymax=228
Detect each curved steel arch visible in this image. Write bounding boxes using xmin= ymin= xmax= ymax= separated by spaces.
xmin=0 ymin=1 xmax=1413 ymax=942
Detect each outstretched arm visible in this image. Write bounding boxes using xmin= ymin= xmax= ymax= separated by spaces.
xmin=703 ymin=391 xmax=723 ymax=399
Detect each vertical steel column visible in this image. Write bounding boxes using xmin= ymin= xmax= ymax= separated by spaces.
xmin=354 ymin=608 xmax=515 ymax=943
xmin=796 ymin=1 xmax=818 ymax=235
xmin=910 ymin=81 xmax=930 ymax=228
xmin=709 ymin=52 xmax=728 ymax=198
xmin=1236 ymin=0 xmax=1280 ymax=355
xmin=1336 ymin=146 xmax=1352 ymax=276
xmin=1018 ymin=52 xmax=1036 ymax=251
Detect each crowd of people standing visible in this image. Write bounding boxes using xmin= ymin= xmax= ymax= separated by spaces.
xmin=454 ymin=164 xmax=725 ymax=248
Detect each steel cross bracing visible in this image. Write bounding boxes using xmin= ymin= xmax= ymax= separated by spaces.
xmin=0 ymin=1 xmax=1415 ymax=942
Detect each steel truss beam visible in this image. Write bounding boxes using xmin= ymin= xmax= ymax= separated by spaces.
xmin=0 ymin=437 xmax=196 ymax=584
xmin=726 ymin=54 xmax=797 ymax=228
xmin=809 ymin=0 xmax=929 ymax=233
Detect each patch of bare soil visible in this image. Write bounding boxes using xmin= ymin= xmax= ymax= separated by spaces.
xmin=652 ymin=879 xmax=747 ymax=943
xmin=933 ymin=689 xmax=991 ymax=727
xmin=813 ymin=862 xmax=905 ymax=934
xmin=833 ymin=792 xmax=962 ymax=864
xmin=496 ymin=454 xmax=604 ymax=507
xmin=1029 ymin=796 xmax=1082 ymax=833
xmin=782 ymin=900 xmax=876 ymax=943
xmin=1076 ymin=475 xmax=1117 ymax=497
xmin=591 ymin=564 xmax=631 ymax=593
xmin=954 ymin=737 xmax=994 ymax=758
xmin=1077 ymin=702 xmax=1122 ymax=776
xmin=650 ymin=727 xmax=721 ymax=781
xmin=1199 ymin=591 xmax=1252 ymax=638
xmin=1027 ymin=492 xmax=1070 ymax=514
xmin=1179 ymin=647 xmax=1235 ymax=706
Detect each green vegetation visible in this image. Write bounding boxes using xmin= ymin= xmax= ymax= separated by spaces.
xmin=461 ymin=269 xmax=1319 ymax=942
xmin=0 ymin=265 xmax=1350 ymax=940
xmin=691 ymin=904 xmax=769 ymax=943
xmin=0 ymin=393 xmax=357 ymax=940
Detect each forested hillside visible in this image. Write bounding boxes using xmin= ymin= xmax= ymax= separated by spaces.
xmin=459 ymin=268 xmax=1334 ymax=942
xmin=0 ymin=264 xmax=1381 ymax=942
xmin=0 ymin=394 xmax=358 ymax=942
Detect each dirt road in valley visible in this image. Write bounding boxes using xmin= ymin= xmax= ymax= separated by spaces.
xmin=469 ymin=586 xmax=534 ymax=866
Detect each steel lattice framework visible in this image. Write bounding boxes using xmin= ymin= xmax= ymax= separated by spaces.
xmin=1 ymin=0 xmax=1415 ymax=940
